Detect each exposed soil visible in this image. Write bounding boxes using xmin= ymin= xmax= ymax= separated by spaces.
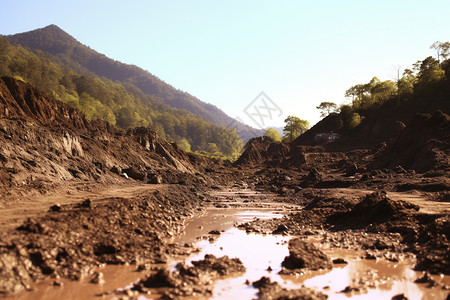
xmin=1 ymin=76 xmax=450 ymax=299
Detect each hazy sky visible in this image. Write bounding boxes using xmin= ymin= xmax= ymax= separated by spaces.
xmin=1 ymin=0 xmax=450 ymax=127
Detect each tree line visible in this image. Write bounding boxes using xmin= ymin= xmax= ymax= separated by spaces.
xmin=263 ymin=41 xmax=450 ymax=143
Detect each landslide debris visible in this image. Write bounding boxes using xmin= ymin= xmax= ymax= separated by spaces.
xmin=371 ymin=110 xmax=450 ymax=172
xmin=130 ymin=254 xmax=245 ymax=298
xmin=0 ymin=76 xmax=219 ymax=199
xmin=0 ymin=186 xmax=202 ymax=294
xmin=252 ymin=276 xmax=328 ymax=300
xmin=281 ymin=238 xmax=332 ymax=272
xmin=328 ymin=191 xmax=420 ymax=229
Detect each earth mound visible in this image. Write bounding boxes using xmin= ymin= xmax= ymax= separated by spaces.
xmin=371 ymin=111 xmax=450 ymax=172
xmin=235 ymin=136 xmax=290 ymax=166
xmin=328 ymin=191 xmax=419 ymax=228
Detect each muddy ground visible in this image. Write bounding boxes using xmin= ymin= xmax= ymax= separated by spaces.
xmin=0 ymin=76 xmax=449 ymax=299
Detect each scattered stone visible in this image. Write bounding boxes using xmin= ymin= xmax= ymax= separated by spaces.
xmin=130 ymin=255 xmax=245 ymax=298
xmin=332 ymin=258 xmax=348 ymax=264
xmin=208 ymin=230 xmax=221 ymax=235
xmin=414 ymin=272 xmax=436 ymax=285
xmin=90 ymin=271 xmax=105 ymax=285
xmin=391 ymin=294 xmax=408 ymax=300
xmin=48 ymin=203 xmax=61 ymax=212
xmin=252 ymin=276 xmax=327 ymax=300
xmin=281 ymin=238 xmax=331 ymax=271
xmin=340 ymin=285 xmax=360 ymax=294
xmin=147 ymin=173 xmax=162 ymax=184
xmin=272 ymin=224 xmax=288 ymax=234
xmin=76 ymin=199 xmax=91 ymax=209
xmin=53 ymin=278 xmax=63 ymax=287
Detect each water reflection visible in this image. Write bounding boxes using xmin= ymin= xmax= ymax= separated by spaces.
xmin=177 ymin=209 xmax=450 ymax=300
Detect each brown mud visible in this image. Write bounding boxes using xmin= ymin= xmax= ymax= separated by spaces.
xmin=0 ymin=76 xmax=450 ymax=299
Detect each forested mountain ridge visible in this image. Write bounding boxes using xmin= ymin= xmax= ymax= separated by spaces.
xmin=0 ymin=25 xmax=260 ymax=158
xmin=3 ymin=25 xmax=261 ymax=141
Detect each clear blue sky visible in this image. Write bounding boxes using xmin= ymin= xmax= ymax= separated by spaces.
xmin=1 ymin=0 xmax=450 ymax=127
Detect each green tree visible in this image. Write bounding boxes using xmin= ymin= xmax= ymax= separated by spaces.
xmin=316 ymin=102 xmax=338 ymax=118
xmin=340 ymin=105 xmax=363 ymax=130
xmin=264 ymin=128 xmax=281 ymax=142
xmin=397 ymin=68 xmax=416 ymax=97
xmin=207 ymin=143 xmax=220 ymax=154
xmin=283 ymin=115 xmax=310 ymax=142
xmin=415 ymin=56 xmax=444 ymax=88
xmin=177 ymin=138 xmax=191 ymax=152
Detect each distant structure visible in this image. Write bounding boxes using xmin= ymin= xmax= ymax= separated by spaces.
xmin=314 ymin=133 xmax=340 ymax=144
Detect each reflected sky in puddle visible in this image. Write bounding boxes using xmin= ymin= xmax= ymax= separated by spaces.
xmin=177 ymin=208 xmax=450 ymax=300
xmin=187 ymin=227 xmax=291 ymax=299
xmin=12 ymin=207 xmax=449 ymax=300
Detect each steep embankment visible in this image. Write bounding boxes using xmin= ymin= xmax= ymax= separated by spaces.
xmin=0 ymin=76 xmax=217 ymax=197
xmin=370 ymin=110 xmax=450 ymax=172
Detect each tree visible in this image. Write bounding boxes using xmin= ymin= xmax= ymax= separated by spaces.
xmin=283 ymin=115 xmax=310 ymax=142
xmin=207 ymin=143 xmax=220 ymax=154
xmin=264 ymin=128 xmax=281 ymax=142
xmin=397 ymin=68 xmax=416 ymax=97
xmin=316 ymin=102 xmax=337 ymax=118
xmin=430 ymin=41 xmax=450 ymax=65
xmin=340 ymin=105 xmax=362 ymax=130
xmin=177 ymin=138 xmax=191 ymax=152
xmin=415 ymin=56 xmax=444 ymax=89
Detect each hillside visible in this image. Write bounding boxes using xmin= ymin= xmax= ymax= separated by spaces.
xmin=0 ymin=75 xmax=222 ymax=195
xmin=3 ymin=25 xmax=262 ymax=141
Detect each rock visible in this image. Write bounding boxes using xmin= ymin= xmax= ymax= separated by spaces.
xmin=340 ymin=286 xmax=360 ymax=294
xmin=272 ymin=224 xmax=288 ymax=234
xmin=49 ymin=203 xmax=62 ymax=212
xmin=301 ymin=168 xmax=323 ymax=187
xmin=208 ymin=230 xmax=221 ymax=235
xmin=110 ymin=166 xmax=122 ymax=175
xmin=77 ymin=199 xmax=92 ymax=209
xmin=332 ymin=258 xmax=348 ymax=264
xmin=252 ymin=276 xmax=328 ymax=300
xmin=391 ymin=294 xmax=408 ymax=300
xmin=191 ymin=254 xmax=245 ymax=276
xmin=281 ymin=238 xmax=331 ymax=270
xmin=90 ymin=271 xmax=105 ymax=285
xmin=123 ymin=167 xmax=146 ymax=181
xmin=414 ymin=272 xmax=435 ymax=284
xmin=17 ymin=219 xmax=49 ymax=234
xmin=147 ymin=173 xmax=162 ymax=184
xmin=345 ymin=163 xmax=358 ymax=176
xmin=53 ymin=278 xmax=63 ymax=286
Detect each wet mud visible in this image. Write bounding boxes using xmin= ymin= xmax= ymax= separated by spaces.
xmin=1 ymin=78 xmax=449 ymax=299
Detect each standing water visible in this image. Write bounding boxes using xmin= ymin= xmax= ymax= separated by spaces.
xmin=7 ymin=189 xmax=450 ymax=299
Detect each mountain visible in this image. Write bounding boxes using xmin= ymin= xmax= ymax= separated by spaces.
xmin=3 ymin=25 xmax=262 ymax=141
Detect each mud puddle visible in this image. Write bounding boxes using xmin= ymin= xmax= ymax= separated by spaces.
xmin=4 ymin=189 xmax=450 ymax=299
xmin=174 ymin=207 xmax=450 ymax=300
xmin=6 ymin=264 xmax=143 ymax=300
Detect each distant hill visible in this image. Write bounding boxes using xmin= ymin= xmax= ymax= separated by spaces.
xmin=4 ymin=25 xmax=262 ymax=141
